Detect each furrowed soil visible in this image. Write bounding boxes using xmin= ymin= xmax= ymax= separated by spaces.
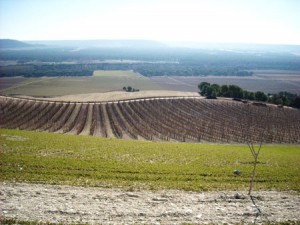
xmin=1 ymin=182 xmax=299 ymax=225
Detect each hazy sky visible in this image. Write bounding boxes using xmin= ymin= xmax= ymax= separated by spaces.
xmin=0 ymin=0 xmax=299 ymax=44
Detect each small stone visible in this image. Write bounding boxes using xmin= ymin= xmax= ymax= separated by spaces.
xmin=234 ymin=193 xmax=245 ymax=199
xmin=152 ymin=197 xmax=168 ymax=202
xmin=126 ymin=193 xmax=139 ymax=198
xmin=233 ymin=170 xmax=241 ymax=176
xmin=196 ymin=213 xmax=202 ymax=219
xmin=185 ymin=209 xmax=193 ymax=215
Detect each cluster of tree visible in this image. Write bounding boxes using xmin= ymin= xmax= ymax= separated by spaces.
xmin=268 ymin=91 xmax=300 ymax=108
xmin=198 ymin=82 xmax=300 ymax=108
xmin=134 ymin=65 xmax=253 ymax=76
xmin=123 ymin=86 xmax=139 ymax=92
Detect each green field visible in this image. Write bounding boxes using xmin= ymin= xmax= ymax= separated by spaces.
xmin=0 ymin=70 xmax=162 ymax=96
xmin=1 ymin=128 xmax=299 ymax=191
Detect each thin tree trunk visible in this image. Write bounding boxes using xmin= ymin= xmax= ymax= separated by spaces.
xmin=248 ymin=155 xmax=258 ymax=195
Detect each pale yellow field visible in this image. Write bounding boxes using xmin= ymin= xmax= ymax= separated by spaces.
xmin=44 ymin=90 xmax=200 ymax=102
xmin=92 ymin=70 xmax=144 ymax=78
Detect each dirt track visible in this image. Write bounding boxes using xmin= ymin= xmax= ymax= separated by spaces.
xmin=1 ymin=182 xmax=299 ymax=224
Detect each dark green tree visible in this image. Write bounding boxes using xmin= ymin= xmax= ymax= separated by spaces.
xmin=220 ymin=85 xmax=230 ymax=97
xmin=211 ymin=84 xmax=221 ymax=96
xmin=291 ymin=96 xmax=300 ymax=108
xmin=228 ymin=85 xmax=243 ymax=98
xmin=255 ymin=91 xmax=268 ymax=102
xmin=198 ymin=82 xmax=210 ymax=91
xmin=127 ymin=86 xmax=132 ymax=92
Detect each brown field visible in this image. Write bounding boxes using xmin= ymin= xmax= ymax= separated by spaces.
xmin=150 ymin=70 xmax=300 ymax=94
xmin=0 ymin=70 xmax=163 ymax=97
xmin=1 ymin=96 xmax=299 ymax=143
xmin=0 ymin=77 xmax=28 ymax=90
xmin=1 ymin=70 xmax=299 ymax=98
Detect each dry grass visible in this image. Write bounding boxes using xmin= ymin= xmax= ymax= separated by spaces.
xmin=44 ymin=90 xmax=200 ymax=102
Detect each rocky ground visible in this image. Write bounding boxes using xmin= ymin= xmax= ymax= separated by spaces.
xmin=0 ymin=182 xmax=299 ymax=224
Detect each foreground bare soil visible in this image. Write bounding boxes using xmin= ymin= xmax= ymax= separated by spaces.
xmin=1 ymin=182 xmax=299 ymax=224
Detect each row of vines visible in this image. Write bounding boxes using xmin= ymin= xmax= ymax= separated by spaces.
xmin=0 ymin=96 xmax=299 ymax=143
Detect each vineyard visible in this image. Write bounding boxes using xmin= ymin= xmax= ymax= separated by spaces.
xmin=0 ymin=96 xmax=299 ymax=143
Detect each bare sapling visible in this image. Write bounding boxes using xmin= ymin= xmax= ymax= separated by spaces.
xmin=247 ymin=139 xmax=263 ymax=195
xmin=243 ymin=105 xmax=268 ymax=196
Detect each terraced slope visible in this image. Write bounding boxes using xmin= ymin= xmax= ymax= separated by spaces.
xmin=0 ymin=96 xmax=299 ymax=143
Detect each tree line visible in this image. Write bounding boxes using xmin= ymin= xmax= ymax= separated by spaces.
xmin=0 ymin=63 xmax=253 ymax=77
xmin=198 ymin=82 xmax=300 ymax=108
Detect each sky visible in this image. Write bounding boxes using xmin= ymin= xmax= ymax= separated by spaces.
xmin=0 ymin=0 xmax=300 ymax=45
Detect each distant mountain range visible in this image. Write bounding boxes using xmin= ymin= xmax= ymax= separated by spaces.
xmin=166 ymin=41 xmax=300 ymax=53
xmin=0 ymin=39 xmax=33 ymax=48
xmin=26 ymin=39 xmax=166 ymax=48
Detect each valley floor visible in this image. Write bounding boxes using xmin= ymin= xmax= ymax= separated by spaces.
xmin=1 ymin=182 xmax=299 ymax=224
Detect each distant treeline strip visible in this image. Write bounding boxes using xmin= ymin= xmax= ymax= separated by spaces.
xmin=0 ymin=63 xmax=254 ymax=77
xmin=198 ymin=82 xmax=300 ymax=108
xmin=0 ymin=64 xmax=93 ymax=77
xmin=1 ymin=47 xmax=300 ymax=70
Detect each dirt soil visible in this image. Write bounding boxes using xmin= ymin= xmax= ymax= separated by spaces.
xmin=1 ymin=182 xmax=299 ymax=224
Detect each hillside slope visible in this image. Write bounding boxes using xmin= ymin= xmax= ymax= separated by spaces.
xmin=1 ymin=96 xmax=299 ymax=143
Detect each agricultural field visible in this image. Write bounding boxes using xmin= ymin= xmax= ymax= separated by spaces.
xmin=1 ymin=128 xmax=299 ymax=224
xmin=43 ymin=90 xmax=199 ymax=102
xmin=1 ymin=70 xmax=300 ymax=98
xmin=150 ymin=70 xmax=300 ymax=94
xmin=1 ymin=128 xmax=299 ymax=191
xmin=0 ymin=77 xmax=28 ymax=90
xmin=1 ymin=96 xmax=299 ymax=143
xmin=0 ymin=70 xmax=163 ymax=97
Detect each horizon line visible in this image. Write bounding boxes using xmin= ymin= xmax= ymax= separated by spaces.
xmin=1 ymin=38 xmax=300 ymax=46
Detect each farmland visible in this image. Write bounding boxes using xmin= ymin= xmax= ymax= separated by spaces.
xmin=1 ymin=70 xmax=300 ymax=97
xmin=1 ymin=127 xmax=299 ymax=224
xmin=1 ymin=96 xmax=299 ymax=143
xmin=150 ymin=70 xmax=300 ymax=94
xmin=1 ymin=128 xmax=299 ymax=191
xmin=0 ymin=70 xmax=163 ymax=97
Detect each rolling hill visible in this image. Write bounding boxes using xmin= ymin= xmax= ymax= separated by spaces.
xmin=0 ymin=39 xmax=33 ymax=49
xmin=0 ymin=95 xmax=299 ymax=143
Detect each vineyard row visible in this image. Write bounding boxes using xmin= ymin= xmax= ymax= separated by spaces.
xmin=0 ymin=97 xmax=299 ymax=143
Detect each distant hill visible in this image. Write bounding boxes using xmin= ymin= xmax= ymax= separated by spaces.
xmin=166 ymin=41 xmax=300 ymax=54
xmin=0 ymin=39 xmax=32 ymax=49
xmin=26 ymin=39 xmax=166 ymax=48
